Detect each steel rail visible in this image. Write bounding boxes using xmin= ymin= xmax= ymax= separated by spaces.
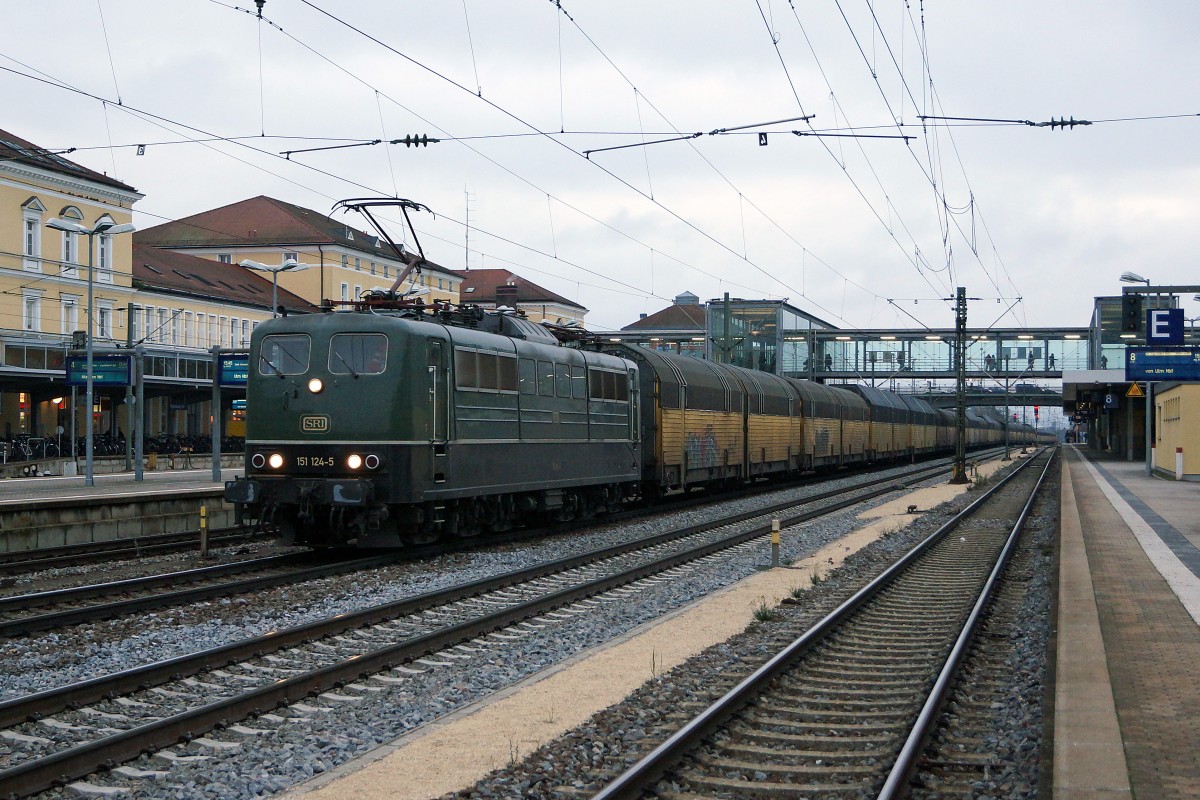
xmin=0 ymin=552 xmax=401 ymax=638
xmin=0 ymin=553 xmax=314 ymax=612
xmin=0 ymin=465 xmax=946 ymax=797
xmin=589 ymin=447 xmax=1048 ymax=800
xmin=0 ymin=529 xmax=265 ymax=578
xmin=877 ymin=449 xmax=1057 ymax=798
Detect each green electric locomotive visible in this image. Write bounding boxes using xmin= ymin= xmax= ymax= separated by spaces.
xmin=224 ymin=299 xmax=642 ymax=547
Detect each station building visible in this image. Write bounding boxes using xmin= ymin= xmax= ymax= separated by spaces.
xmin=0 ymin=127 xmax=325 ymax=451
xmin=457 ymin=268 xmax=587 ymax=325
xmin=1153 ymin=383 xmax=1200 ymax=480
xmin=135 ymin=195 xmax=466 ymax=309
xmin=1061 ymin=293 xmax=1200 ymax=465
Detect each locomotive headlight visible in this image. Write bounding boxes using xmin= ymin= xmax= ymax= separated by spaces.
xmin=308 ymin=378 xmax=324 ymax=394
xmin=347 ymin=453 xmax=363 ymax=470
xmin=364 ymin=454 xmax=381 ymax=470
xmin=268 ymin=453 xmax=285 ymax=469
xmin=250 ymin=453 xmax=266 ymax=469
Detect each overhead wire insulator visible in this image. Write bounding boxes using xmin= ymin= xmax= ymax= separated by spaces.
xmin=397 ymin=134 xmax=439 ymax=147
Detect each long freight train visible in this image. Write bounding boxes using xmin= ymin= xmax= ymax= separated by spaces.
xmin=223 ymin=297 xmax=1045 ymax=548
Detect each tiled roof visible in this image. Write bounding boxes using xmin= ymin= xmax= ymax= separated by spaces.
xmin=134 ymin=195 xmax=454 ymax=276
xmin=0 ymin=127 xmax=137 ymax=193
xmin=458 ymin=269 xmax=586 ymax=313
xmin=621 ymin=302 xmax=707 ymax=331
xmin=132 ymin=244 xmax=314 ymax=313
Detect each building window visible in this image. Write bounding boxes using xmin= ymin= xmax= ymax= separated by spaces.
xmin=157 ymin=308 xmax=168 ymax=343
xmin=183 ymin=311 xmax=193 ymax=347
xmin=354 ymin=258 xmax=361 ymax=271
xmin=218 ymin=254 xmax=232 ymax=264
xmin=98 ymin=233 xmax=113 ymax=283
xmin=438 ymin=278 xmax=444 ymax=290
xmin=209 ymin=314 xmax=217 ymax=347
xmin=170 ymin=310 xmax=180 ymax=345
xmin=61 ymin=296 xmax=80 ymax=335
xmin=230 ymin=317 xmax=238 ymax=346
xmin=98 ymin=304 xmax=113 ymax=339
xmin=284 ymin=251 xmax=298 ymax=262
xmin=370 ymin=261 xmax=376 ymax=275
xmin=23 ymin=292 xmax=43 ymax=332
xmin=354 ymin=284 xmax=362 ymax=300
xmin=341 ymin=254 xmax=349 ymax=269
xmin=241 ymin=319 xmax=250 ymax=346
xmin=24 ymin=218 xmax=38 ymax=259
xmin=340 ymin=283 xmax=349 ymax=301
xmin=61 ymin=230 xmax=77 ymax=277
xmin=129 ymin=306 xmax=142 ymax=342
xmin=22 ymin=198 xmax=45 ymax=272
xmin=219 ymin=316 xmax=228 ymax=346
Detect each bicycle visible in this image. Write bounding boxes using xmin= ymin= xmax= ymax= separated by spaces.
xmin=28 ymin=438 xmax=59 ymax=459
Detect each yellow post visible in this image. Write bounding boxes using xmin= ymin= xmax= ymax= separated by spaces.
xmin=199 ymin=504 xmax=209 ymax=558
xmin=771 ymin=518 xmax=781 ymax=568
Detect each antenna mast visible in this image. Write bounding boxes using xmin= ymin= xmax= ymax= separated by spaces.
xmin=464 ymin=186 xmax=475 ymax=271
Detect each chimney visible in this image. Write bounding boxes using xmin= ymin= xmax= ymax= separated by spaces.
xmin=639 ymin=313 xmax=647 ymax=319
xmin=495 ymin=281 xmax=519 ymax=307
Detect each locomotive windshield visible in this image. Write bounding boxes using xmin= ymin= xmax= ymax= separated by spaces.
xmin=259 ymin=334 xmax=310 ymax=375
xmin=329 ymin=333 xmax=388 ymax=375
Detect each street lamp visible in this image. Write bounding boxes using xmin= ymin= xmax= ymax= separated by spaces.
xmin=239 ymin=258 xmax=313 ymax=317
xmin=1120 ymin=271 xmax=1151 ymax=286
xmin=45 ymin=217 xmax=136 ymax=487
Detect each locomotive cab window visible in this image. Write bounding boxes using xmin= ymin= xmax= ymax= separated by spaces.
xmin=259 ymin=334 xmax=310 ymax=376
xmin=329 ymin=333 xmax=387 ymax=375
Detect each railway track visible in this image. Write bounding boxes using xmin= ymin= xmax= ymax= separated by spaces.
xmin=0 ymin=551 xmax=402 ymax=638
xmin=0 ymin=448 xmax=1003 ymax=584
xmin=587 ymin=447 xmax=1055 ymax=800
xmin=0 ymin=452 xmax=999 ymax=639
xmin=0 ymin=455 xmax=967 ymax=798
xmin=0 ymin=528 xmax=270 ymax=579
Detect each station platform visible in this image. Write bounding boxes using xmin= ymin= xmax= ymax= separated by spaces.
xmin=0 ymin=465 xmax=241 ymax=505
xmin=1057 ymin=444 xmax=1200 ymax=798
xmin=0 ymin=466 xmax=244 ymax=552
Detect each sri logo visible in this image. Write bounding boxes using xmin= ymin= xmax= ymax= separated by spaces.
xmin=301 ymin=415 xmax=330 ymax=432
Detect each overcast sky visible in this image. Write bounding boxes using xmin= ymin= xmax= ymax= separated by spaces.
xmin=6 ymin=0 xmax=1199 ymax=331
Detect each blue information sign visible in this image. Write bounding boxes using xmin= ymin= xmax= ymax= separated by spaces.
xmin=218 ymin=354 xmax=249 ymax=387
xmin=1125 ymin=346 xmax=1200 ymax=381
xmin=66 ymin=354 xmax=132 ymax=387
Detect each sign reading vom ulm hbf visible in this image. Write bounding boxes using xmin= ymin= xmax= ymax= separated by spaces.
xmin=1125 ymin=346 xmax=1200 ymax=382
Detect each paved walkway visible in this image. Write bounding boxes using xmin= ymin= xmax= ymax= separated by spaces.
xmin=0 ymin=466 xmax=241 ymax=506
xmin=1058 ymin=445 xmax=1200 ymax=798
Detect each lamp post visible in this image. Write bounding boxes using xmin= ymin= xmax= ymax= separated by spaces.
xmin=1119 ymin=271 xmax=1151 ymax=286
xmin=45 ymin=217 xmax=136 ymax=486
xmin=239 ymin=258 xmax=313 ymax=317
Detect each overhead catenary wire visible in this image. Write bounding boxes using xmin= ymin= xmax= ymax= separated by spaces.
xmin=0 ymin=58 xmax=697 ymax=308
xmin=298 ymin=0 xmax=843 ymax=320
xmin=766 ymin=1 xmax=950 ymax=305
xmin=543 ymin=0 xmax=882 ymax=323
